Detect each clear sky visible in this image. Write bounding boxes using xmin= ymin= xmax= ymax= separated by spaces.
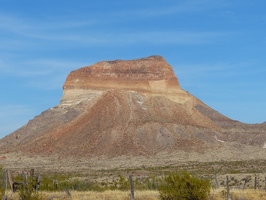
xmin=0 ymin=0 xmax=266 ymax=138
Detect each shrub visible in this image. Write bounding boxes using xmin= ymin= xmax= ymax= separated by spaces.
xmin=17 ymin=179 xmax=46 ymax=200
xmin=159 ymin=171 xmax=210 ymax=200
xmin=117 ymin=174 xmax=130 ymax=191
xmin=12 ymin=173 xmax=45 ymax=200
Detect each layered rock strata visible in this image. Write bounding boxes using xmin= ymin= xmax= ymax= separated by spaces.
xmin=61 ymin=56 xmax=186 ymax=105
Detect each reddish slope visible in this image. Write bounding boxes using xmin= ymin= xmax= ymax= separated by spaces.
xmin=15 ymin=90 xmax=220 ymax=157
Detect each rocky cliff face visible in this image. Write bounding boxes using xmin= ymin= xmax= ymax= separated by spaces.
xmin=63 ymin=56 xmax=179 ymax=92
xmin=0 ymin=55 xmax=266 ymax=161
xmin=61 ymin=56 xmax=184 ymax=105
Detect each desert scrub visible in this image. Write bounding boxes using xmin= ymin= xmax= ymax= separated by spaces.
xmin=16 ymin=175 xmax=46 ymax=200
xmin=159 ymin=171 xmax=211 ymax=200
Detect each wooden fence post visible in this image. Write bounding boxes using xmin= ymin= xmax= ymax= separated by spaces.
xmin=254 ymin=176 xmax=257 ymax=190
xmin=243 ymin=177 xmax=248 ymax=190
xmin=36 ymin=174 xmax=41 ymax=190
xmin=53 ymin=179 xmax=58 ymax=190
xmin=129 ymin=175 xmax=134 ymax=200
xmin=5 ymin=170 xmax=7 ymax=190
xmin=226 ymin=176 xmax=230 ymax=200
xmin=30 ymin=168 xmax=35 ymax=179
xmin=265 ymin=177 xmax=266 ymax=191
xmin=214 ymin=174 xmax=219 ymax=189
xmin=7 ymin=170 xmax=13 ymax=192
xmin=64 ymin=188 xmax=71 ymax=198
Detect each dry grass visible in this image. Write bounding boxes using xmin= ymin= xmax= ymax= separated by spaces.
xmin=4 ymin=189 xmax=266 ymax=200
xmin=231 ymin=189 xmax=266 ymax=200
xmin=210 ymin=188 xmax=266 ymax=200
xmin=70 ymin=190 xmax=159 ymax=200
xmin=4 ymin=190 xmax=159 ymax=200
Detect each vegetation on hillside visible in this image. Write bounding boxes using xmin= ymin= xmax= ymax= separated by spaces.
xmin=159 ymin=171 xmax=211 ymax=200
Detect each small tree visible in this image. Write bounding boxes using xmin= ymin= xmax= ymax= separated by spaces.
xmin=159 ymin=171 xmax=210 ymax=200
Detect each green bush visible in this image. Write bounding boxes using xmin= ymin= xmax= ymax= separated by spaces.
xmin=159 ymin=171 xmax=210 ymax=200
xmin=38 ymin=173 xmax=104 ymax=192
xmin=116 ymin=174 xmax=130 ymax=191
xmin=17 ymin=176 xmax=46 ymax=200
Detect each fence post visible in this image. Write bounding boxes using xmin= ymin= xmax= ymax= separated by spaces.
xmin=5 ymin=170 xmax=7 ymax=190
xmin=254 ymin=176 xmax=257 ymax=190
xmin=214 ymin=174 xmax=219 ymax=189
xmin=30 ymin=169 xmax=35 ymax=179
xmin=129 ymin=175 xmax=134 ymax=200
xmin=7 ymin=170 xmax=13 ymax=192
xmin=265 ymin=177 xmax=266 ymax=191
xmin=226 ymin=176 xmax=230 ymax=200
xmin=53 ymin=179 xmax=58 ymax=190
xmin=243 ymin=177 xmax=248 ymax=190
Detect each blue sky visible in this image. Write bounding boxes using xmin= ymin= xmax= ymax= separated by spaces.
xmin=0 ymin=0 xmax=266 ymax=138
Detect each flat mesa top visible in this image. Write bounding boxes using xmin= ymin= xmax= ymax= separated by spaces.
xmin=63 ymin=55 xmax=180 ymax=94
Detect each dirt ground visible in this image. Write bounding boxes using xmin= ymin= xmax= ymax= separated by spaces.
xmin=1 ymin=143 xmax=266 ymax=191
